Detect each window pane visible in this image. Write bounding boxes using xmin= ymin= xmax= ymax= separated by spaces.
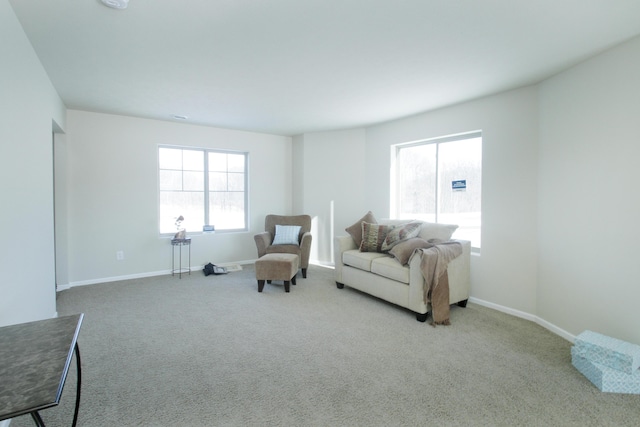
xmin=159 ymin=191 xmax=204 ymax=233
xmin=159 ymin=147 xmax=182 ymax=170
xmin=209 ymin=191 xmax=245 ymax=229
xmin=183 ymin=171 xmax=204 ymax=191
xmin=438 ymin=137 xmax=482 ymax=247
xmin=209 ymin=171 xmax=227 ymax=191
xmin=183 ymin=150 xmax=204 ymax=171
xmin=209 ymin=152 xmax=227 ymax=171
xmin=159 ymin=170 xmax=182 ymax=191
xmin=227 ymin=153 xmax=245 ymax=172
xmin=398 ymin=144 xmax=436 ymax=221
xmin=227 ymin=172 xmax=244 ymax=191
xmin=394 ymin=134 xmax=482 ymax=248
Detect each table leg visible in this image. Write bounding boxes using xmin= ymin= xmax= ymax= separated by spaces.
xmin=30 ymin=411 xmax=45 ymax=427
xmin=72 ymin=343 xmax=81 ymax=427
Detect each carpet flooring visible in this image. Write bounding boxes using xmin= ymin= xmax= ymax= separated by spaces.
xmin=9 ymin=265 xmax=640 ymax=426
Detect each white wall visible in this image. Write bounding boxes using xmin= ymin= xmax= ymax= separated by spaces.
xmin=292 ymin=134 xmax=305 ymax=215
xmin=54 ymin=133 xmax=69 ymax=287
xmin=294 ymin=129 xmax=367 ymax=265
xmin=63 ymin=110 xmax=292 ymax=285
xmin=538 ymin=36 xmax=640 ymax=344
xmin=0 ymin=0 xmax=66 ymax=326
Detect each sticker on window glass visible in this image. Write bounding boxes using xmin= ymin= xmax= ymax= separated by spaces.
xmin=452 ymin=180 xmax=466 ymax=192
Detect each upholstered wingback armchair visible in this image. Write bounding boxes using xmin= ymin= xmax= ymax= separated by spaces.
xmin=254 ymin=214 xmax=312 ymax=278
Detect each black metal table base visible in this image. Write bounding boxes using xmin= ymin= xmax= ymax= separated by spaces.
xmin=171 ymin=238 xmax=191 ymax=278
xmin=29 ymin=343 xmax=81 ymax=427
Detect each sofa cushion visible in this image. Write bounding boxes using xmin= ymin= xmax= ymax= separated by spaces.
xmin=371 ymin=256 xmax=410 ymax=284
xmin=389 ymin=237 xmax=433 ymax=265
xmin=360 ymin=222 xmax=395 ymax=252
xmin=345 ymin=211 xmax=377 ymax=247
xmin=381 ymin=221 xmax=422 ymax=251
xmin=343 ymin=249 xmax=387 ymax=272
xmin=418 ymin=222 xmax=458 ymax=241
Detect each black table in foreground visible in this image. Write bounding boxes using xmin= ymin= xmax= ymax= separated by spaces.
xmin=0 ymin=313 xmax=84 ymax=427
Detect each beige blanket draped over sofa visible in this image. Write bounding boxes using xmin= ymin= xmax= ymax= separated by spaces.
xmin=416 ymin=241 xmax=463 ymax=325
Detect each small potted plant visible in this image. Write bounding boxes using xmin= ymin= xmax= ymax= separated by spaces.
xmin=174 ymin=215 xmax=186 ymax=240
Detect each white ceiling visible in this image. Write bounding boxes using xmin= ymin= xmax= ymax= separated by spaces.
xmin=9 ymin=0 xmax=640 ymax=136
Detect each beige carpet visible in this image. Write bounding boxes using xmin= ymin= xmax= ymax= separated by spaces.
xmin=10 ymin=265 xmax=640 ymax=426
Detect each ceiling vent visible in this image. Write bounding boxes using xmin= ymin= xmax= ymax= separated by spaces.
xmin=101 ymin=0 xmax=129 ymax=9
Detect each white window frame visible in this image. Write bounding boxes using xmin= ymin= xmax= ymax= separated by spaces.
xmin=391 ymin=131 xmax=482 ymax=249
xmin=158 ymin=145 xmax=249 ymax=235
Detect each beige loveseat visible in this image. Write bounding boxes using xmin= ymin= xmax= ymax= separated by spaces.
xmin=334 ymin=216 xmax=471 ymax=322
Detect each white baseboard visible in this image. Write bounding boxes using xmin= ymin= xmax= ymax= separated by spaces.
xmin=59 ymin=270 xmax=171 ymax=290
xmin=469 ymin=297 xmax=576 ymax=343
xmin=535 ymin=316 xmax=576 ymax=343
xmin=57 ymin=260 xmax=258 ymax=291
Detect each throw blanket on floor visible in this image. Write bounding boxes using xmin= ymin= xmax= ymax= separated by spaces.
xmin=416 ymin=241 xmax=462 ymax=326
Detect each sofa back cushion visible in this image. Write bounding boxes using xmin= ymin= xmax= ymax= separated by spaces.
xmin=418 ymin=222 xmax=458 ymax=241
xmin=380 ymin=219 xmax=458 ymax=243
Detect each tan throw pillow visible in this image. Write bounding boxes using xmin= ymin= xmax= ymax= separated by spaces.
xmin=360 ymin=222 xmax=394 ymax=253
xmin=345 ymin=211 xmax=377 ymax=246
xmin=389 ymin=238 xmax=433 ymax=265
xmin=381 ymin=221 xmax=422 ymax=251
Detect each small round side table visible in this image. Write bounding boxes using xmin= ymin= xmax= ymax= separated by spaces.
xmin=171 ymin=238 xmax=191 ymax=278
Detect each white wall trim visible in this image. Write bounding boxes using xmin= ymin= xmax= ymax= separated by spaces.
xmin=469 ymin=297 xmax=576 ymax=343
xmin=59 ymin=270 xmax=171 ymax=290
xmin=57 ymin=260 xmax=257 ymax=290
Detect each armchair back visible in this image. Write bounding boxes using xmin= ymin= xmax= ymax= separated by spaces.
xmin=264 ymin=214 xmax=311 ymax=244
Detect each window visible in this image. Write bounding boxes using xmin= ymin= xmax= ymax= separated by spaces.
xmin=158 ymin=146 xmax=248 ymax=234
xmin=392 ymin=132 xmax=482 ymax=248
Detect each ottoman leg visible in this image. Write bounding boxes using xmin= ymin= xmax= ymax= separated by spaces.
xmin=284 ymin=281 xmax=290 ymax=292
xmin=292 ymin=275 xmax=297 ymax=286
xmin=258 ymin=280 xmax=265 ymax=292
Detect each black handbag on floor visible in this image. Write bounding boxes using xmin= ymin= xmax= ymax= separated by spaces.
xmin=203 ymin=263 xmax=215 ymax=276
xmin=203 ymin=263 xmax=227 ymax=276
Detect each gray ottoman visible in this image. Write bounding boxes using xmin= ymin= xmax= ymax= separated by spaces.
xmin=255 ymin=253 xmax=299 ymax=292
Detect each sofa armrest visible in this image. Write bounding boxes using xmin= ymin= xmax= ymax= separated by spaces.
xmin=447 ymin=240 xmax=471 ymax=305
xmin=334 ymin=235 xmax=357 ymax=283
xmin=254 ymin=232 xmax=271 ymax=258
xmin=407 ymin=239 xmax=471 ymax=313
xmin=299 ymin=231 xmax=312 ymax=268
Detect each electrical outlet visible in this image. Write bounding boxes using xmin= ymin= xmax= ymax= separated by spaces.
xmin=116 ymin=250 xmax=124 ymax=261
